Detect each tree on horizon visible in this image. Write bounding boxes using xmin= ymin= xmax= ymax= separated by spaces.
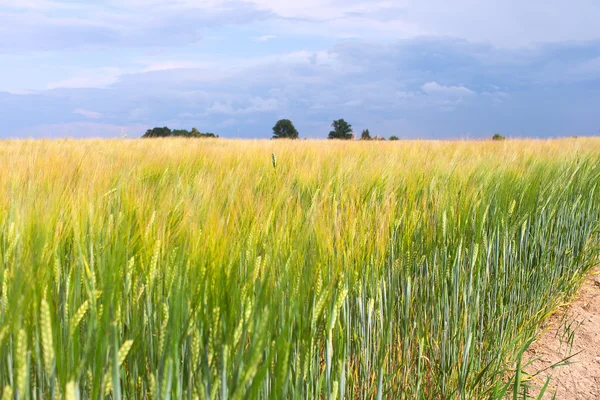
xmin=328 ymin=119 xmax=353 ymax=140
xmin=142 ymin=127 xmax=219 ymax=138
xmin=142 ymin=127 xmax=172 ymax=138
xmin=272 ymin=119 xmax=299 ymax=139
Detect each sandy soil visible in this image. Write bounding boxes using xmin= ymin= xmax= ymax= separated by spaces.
xmin=523 ymin=270 xmax=600 ymax=399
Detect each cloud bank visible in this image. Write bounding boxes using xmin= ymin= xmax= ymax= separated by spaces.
xmin=1 ymin=0 xmax=599 ymax=138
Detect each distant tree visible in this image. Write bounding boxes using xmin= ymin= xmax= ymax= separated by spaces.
xmin=142 ymin=127 xmax=172 ymax=138
xmin=142 ymin=126 xmax=219 ymax=138
xmin=328 ymin=119 xmax=353 ymax=140
xmin=173 ymin=129 xmax=191 ymax=137
xmin=157 ymin=127 xmax=173 ymax=137
xmin=272 ymin=119 xmax=299 ymax=139
xmin=191 ymin=127 xmax=202 ymax=137
xmin=360 ymin=129 xmax=372 ymax=140
xmin=389 ymin=135 xmax=399 ymax=141
xmin=492 ymin=133 xmax=506 ymax=141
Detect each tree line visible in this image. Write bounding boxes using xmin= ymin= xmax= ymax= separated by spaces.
xmin=142 ymin=121 xmax=505 ymax=141
xmin=273 ymin=119 xmax=400 ymax=140
xmin=142 ymin=127 xmax=218 ymax=138
xmin=141 ymin=120 xmax=400 ymax=140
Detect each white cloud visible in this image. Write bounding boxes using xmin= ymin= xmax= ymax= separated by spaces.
xmin=247 ymin=0 xmax=600 ymax=46
xmin=73 ymin=108 xmax=102 ymax=119
xmin=257 ymin=35 xmax=277 ymax=42
xmin=342 ymin=100 xmax=362 ymax=107
xmin=245 ymin=97 xmax=281 ymax=112
xmin=0 ymin=1 xmax=268 ymax=52
xmin=47 ymin=68 xmax=122 ymax=89
xmin=142 ymin=61 xmax=213 ymax=73
xmin=567 ymin=57 xmax=600 ymax=79
xmin=2 ymin=0 xmax=600 ymax=51
xmin=0 ymin=0 xmax=84 ymax=9
xmin=218 ymin=118 xmax=237 ymax=128
xmin=482 ymin=91 xmax=510 ymax=98
xmin=207 ymin=97 xmax=281 ymax=114
xmin=207 ymin=102 xmax=235 ymax=114
xmin=4 ymin=89 xmax=38 ymax=95
xmin=422 ymin=82 xmax=476 ymax=97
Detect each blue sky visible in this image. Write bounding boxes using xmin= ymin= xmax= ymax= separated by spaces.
xmin=1 ymin=0 xmax=600 ymax=139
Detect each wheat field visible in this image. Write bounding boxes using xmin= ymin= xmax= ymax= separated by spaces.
xmin=0 ymin=138 xmax=599 ymax=399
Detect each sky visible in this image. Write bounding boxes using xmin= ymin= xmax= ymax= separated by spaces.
xmin=1 ymin=0 xmax=600 ymax=139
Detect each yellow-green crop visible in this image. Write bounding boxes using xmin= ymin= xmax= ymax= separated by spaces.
xmin=0 ymin=138 xmax=599 ymax=399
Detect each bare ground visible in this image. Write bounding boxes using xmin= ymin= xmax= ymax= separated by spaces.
xmin=523 ymin=270 xmax=600 ymax=399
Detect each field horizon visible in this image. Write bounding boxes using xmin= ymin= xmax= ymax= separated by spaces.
xmin=4 ymin=135 xmax=600 ymax=142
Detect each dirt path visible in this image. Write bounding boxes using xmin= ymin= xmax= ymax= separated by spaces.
xmin=523 ymin=270 xmax=600 ymax=399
